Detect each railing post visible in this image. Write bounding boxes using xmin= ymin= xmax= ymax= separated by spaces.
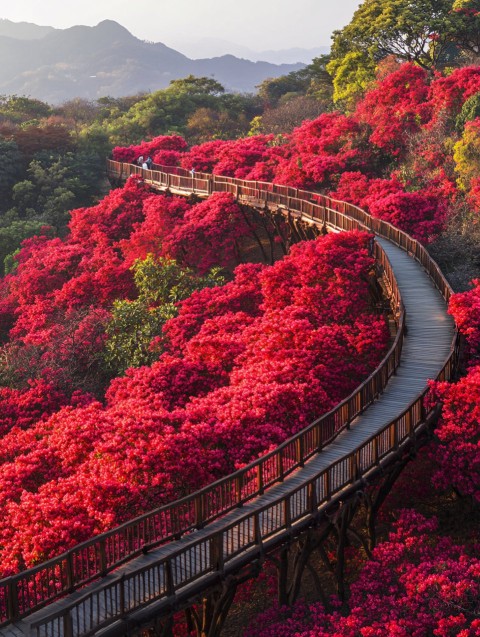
xmin=257 ymin=464 xmax=264 ymax=495
xmin=253 ymin=513 xmax=262 ymax=547
xmin=63 ymin=612 xmax=73 ymax=637
xmin=307 ymin=482 xmax=317 ymax=512
xmin=195 ymin=494 xmax=204 ymax=528
xmin=278 ymin=453 xmax=284 ymax=481
xmin=284 ymin=498 xmax=291 ymax=528
xmin=324 ymin=471 xmax=331 ymax=501
xmin=297 ymin=436 xmax=305 ymax=466
xmin=66 ymin=552 xmax=74 ymax=592
xmin=406 ymin=408 xmax=413 ymax=436
xmin=99 ymin=539 xmax=107 ymax=575
xmin=235 ymin=474 xmax=243 ymax=503
xmin=119 ymin=575 xmax=126 ymax=616
xmin=211 ymin=534 xmax=224 ymax=572
xmin=165 ymin=561 xmax=175 ymax=598
xmin=390 ymin=424 xmax=398 ymax=449
xmin=7 ymin=579 xmax=18 ymax=622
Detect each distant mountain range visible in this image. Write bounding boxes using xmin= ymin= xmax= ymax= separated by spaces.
xmin=169 ymin=37 xmax=329 ymax=64
xmin=0 ymin=19 xmax=307 ymax=104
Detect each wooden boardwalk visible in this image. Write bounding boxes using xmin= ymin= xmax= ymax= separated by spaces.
xmin=0 ymin=165 xmax=457 ymax=637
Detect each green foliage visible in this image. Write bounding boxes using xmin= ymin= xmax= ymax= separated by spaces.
xmin=104 ymin=255 xmax=224 ymax=375
xmin=0 ymin=95 xmax=52 ymax=124
xmin=451 ymin=0 xmax=480 ymax=57
xmin=257 ymin=56 xmax=334 ymax=109
xmin=453 ymin=118 xmax=480 ymax=190
xmin=327 ymin=51 xmax=376 ymax=109
xmin=101 ymin=75 xmax=255 ymax=145
xmin=456 ymin=92 xmax=480 ymax=131
xmin=4 ymin=248 xmax=20 ymax=275
xmin=328 ymin=0 xmax=467 ymax=106
xmin=168 ymin=76 xmax=225 ymax=96
xmin=0 ymin=220 xmax=48 ymax=276
xmin=0 ymin=140 xmax=23 ymax=208
xmin=9 ymin=150 xmax=105 ymax=230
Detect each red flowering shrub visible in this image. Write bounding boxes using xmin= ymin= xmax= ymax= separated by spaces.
xmin=430 ymin=366 xmax=480 ymax=502
xmin=429 ymin=66 xmax=480 ymax=122
xmin=151 ymin=149 xmax=182 ymax=166
xmin=112 ymin=135 xmax=187 ymax=163
xmin=367 ymin=190 xmax=446 ymax=243
xmin=355 ymin=63 xmax=432 ymax=157
xmin=245 ymin=511 xmax=480 ymax=637
xmin=449 ymin=279 xmax=480 ymax=358
xmin=180 ymin=140 xmax=227 ymax=173
xmin=164 ymin=192 xmax=251 ymax=273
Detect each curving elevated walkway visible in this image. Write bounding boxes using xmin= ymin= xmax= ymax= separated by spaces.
xmin=0 ymin=165 xmax=457 ymax=637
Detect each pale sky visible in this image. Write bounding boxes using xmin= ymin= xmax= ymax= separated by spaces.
xmin=1 ymin=0 xmax=361 ymax=53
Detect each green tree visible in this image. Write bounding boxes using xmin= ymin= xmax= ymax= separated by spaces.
xmin=327 ymin=51 xmax=377 ymax=108
xmin=453 ymin=118 xmax=480 ymax=191
xmin=0 ymin=140 xmax=24 ymax=211
xmin=256 ymin=56 xmax=333 ymax=108
xmin=0 ymin=220 xmax=49 ymax=275
xmin=253 ymin=96 xmax=325 ymax=135
xmin=451 ymin=0 xmax=480 ymax=58
xmin=104 ymin=76 xmax=229 ymax=143
xmin=456 ymin=92 xmax=480 ymax=132
xmin=10 ymin=150 xmax=105 ymax=230
xmin=0 ymin=95 xmax=52 ymax=125
xmin=104 ymin=256 xmax=224 ymax=375
xmin=327 ymin=0 xmax=463 ymax=105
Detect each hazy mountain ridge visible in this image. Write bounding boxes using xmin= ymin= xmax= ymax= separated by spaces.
xmin=172 ymin=37 xmax=329 ymax=63
xmin=0 ymin=19 xmax=305 ymax=103
xmin=0 ymin=19 xmax=56 ymax=40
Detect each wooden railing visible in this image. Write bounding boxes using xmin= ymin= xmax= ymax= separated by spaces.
xmin=0 ymin=162 xmax=458 ymax=631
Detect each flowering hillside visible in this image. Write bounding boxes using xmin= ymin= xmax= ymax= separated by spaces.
xmin=113 ymin=65 xmax=480 ymax=248
xmin=1 ymin=53 xmax=480 ymax=636
xmin=0 ymin=170 xmax=388 ymax=574
xmin=108 ymin=60 xmax=480 ymax=636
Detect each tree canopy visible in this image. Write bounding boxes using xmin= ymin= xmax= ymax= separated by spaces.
xmin=328 ymin=0 xmax=479 ymax=106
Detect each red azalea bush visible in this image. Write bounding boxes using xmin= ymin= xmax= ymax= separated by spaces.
xmin=429 ymin=66 xmax=480 ymax=121
xmin=112 ymin=135 xmax=187 ymax=163
xmin=355 ymin=63 xmax=432 ymax=158
xmin=163 ymin=192 xmax=251 ymax=273
xmin=427 ymin=279 xmax=480 ymax=503
xmin=244 ymin=511 xmax=480 ymax=637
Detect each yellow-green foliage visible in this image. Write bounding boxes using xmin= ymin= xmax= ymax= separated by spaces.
xmin=327 ymin=52 xmax=376 ymax=109
xmin=454 ymin=118 xmax=480 ymax=191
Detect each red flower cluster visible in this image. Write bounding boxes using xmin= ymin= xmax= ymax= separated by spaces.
xmin=245 ymin=511 xmax=480 ymax=637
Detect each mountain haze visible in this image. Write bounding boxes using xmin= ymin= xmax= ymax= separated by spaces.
xmin=170 ymin=36 xmax=329 ymax=63
xmin=0 ymin=20 xmax=305 ymax=103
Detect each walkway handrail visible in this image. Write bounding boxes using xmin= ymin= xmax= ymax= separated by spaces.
xmin=0 ymin=161 xmax=457 ymax=628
